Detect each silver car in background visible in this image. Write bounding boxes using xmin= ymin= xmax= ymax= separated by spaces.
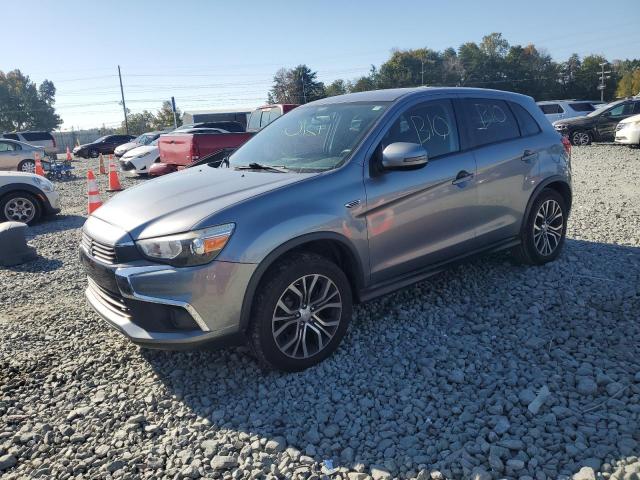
xmin=0 ymin=138 xmax=47 ymax=173
xmin=81 ymin=87 xmax=572 ymax=371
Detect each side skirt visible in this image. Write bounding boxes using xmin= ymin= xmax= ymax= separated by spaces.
xmin=358 ymin=237 xmax=521 ymax=303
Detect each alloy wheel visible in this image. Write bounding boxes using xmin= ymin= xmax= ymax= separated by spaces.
xmin=4 ymin=197 xmax=36 ymax=223
xmin=533 ymin=199 xmax=563 ymax=256
xmin=271 ymin=274 xmax=342 ymax=359
xmin=572 ymin=131 xmax=590 ymax=146
xmin=20 ymin=161 xmax=35 ymax=173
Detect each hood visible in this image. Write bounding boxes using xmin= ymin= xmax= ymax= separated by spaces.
xmin=553 ymin=115 xmax=592 ymax=127
xmin=619 ymin=113 xmax=640 ymax=125
xmin=122 ymin=145 xmax=158 ymax=159
xmin=93 ymin=166 xmax=314 ymax=240
xmin=115 ymin=141 xmax=138 ymax=153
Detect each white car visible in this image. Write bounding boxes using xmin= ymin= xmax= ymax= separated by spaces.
xmin=118 ymin=140 xmax=160 ymax=176
xmin=0 ymin=171 xmax=60 ymax=224
xmin=114 ymin=131 xmax=164 ymax=158
xmin=615 ymin=113 xmax=640 ymax=147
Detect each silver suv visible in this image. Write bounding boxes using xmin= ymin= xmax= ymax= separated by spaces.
xmin=81 ymin=87 xmax=572 ymax=371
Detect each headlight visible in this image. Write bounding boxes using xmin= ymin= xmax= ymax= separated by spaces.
xmin=32 ymin=176 xmax=55 ymax=192
xmin=136 ymin=223 xmax=235 ymax=267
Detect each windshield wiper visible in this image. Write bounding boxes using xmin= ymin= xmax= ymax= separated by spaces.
xmin=234 ymin=162 xmax=289 ymax=173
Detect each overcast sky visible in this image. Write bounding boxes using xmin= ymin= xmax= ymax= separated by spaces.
xmin=5 ymin=0 xmax=638 ymax=130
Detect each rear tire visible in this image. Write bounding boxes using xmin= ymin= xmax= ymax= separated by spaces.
xmin=18 ymin=159 xmax=36 ymax=173
xmin=0 ymin=191 xmax=42 ymax=225
xmin=248 ymin=253 xmax=352 ymax=372
xmin=570 ymin=130 xmax=592 ymax=146
xmin=513 ymin=188 xmax=567 ymax=265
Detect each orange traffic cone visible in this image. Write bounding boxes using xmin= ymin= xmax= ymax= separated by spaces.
xmin=66 ymin=146 xmax=72 ymax=161
xmin=98 ymin=154 xmax=106 ymax=174
xmin=34 ymin=153 xmax=45 ymax=176
xmin=107 ymin=161 xmax=123 ymax=192
xmin=87 ymin=170 xmax=103 ymax=214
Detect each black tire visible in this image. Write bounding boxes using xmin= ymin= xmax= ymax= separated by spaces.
xmin=0 ymin=191 xmax=42 ymax=225
xmin=513 ymin=188 xmax=567 ymax=265
xmin=248 ymin=252 xmax=353 ymax=372
xmin=89 ymin=149 xmax=99 ymax=158
xmin=570 ymin=130 xmax=592 ymax=146
xmin=17 ymin=159 xmax=36 ymax=173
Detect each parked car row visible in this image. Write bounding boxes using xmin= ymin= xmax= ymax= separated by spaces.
xmin=1 ymin=131 xmax=57 ymax=159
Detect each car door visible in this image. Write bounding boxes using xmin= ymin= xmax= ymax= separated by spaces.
xmin=0 ymin=141 xmax=20 ymax=170
xmin=364 ymin=97 xmax=478 ymax=284
xmin=596 ymin=102 xmax=635 ymax=140
xmin=458 ymin=97 xmax=540 ymax=245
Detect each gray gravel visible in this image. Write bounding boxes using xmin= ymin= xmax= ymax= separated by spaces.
xmin=1 ymin=146 xmax=639 ymax=479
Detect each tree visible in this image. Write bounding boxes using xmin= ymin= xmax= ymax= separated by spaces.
xmin=125 ymin=110 xmax=156 ymax=135
xmin=325 ymin=79 xmax=348 ymax=97
xmin=0 ymin=70 xmax=61 ymax=131
xmin=268 ymin=65 xmax=325 ymax=104
xmin=153 ymin=100 xmax=182 ymax=129
xmin=616 ymin=69 xmax=640 ymax=98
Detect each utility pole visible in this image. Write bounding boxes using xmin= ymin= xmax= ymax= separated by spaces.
xmin=171 ymin=96 xmax=178 ymax=129
xmin=118 ymin=65 xmax=129 ymax=134
xmin=421 ymin=59 xmax=425 ymax=86
xmin=598 ymin=62 xmax=611 ymax=103
xmin=301 ymin=73 xmax=307 ymax=104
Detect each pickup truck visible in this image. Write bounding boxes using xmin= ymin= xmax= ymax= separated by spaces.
xmin=152 ymin=129 xmax=253 ymax=176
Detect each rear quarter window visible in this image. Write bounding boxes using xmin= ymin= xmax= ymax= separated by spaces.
xmin=539 ymin=104 xmax=563 ymax=115
xmin=568 ymin=103 xmax=595 ymax=112
xmin=462 ymin=98 xmax=520 ymax=148
xmin=510 ymin=102 xmax=541 ymax=137
xmin=21 ymin=132 xmax=53 ymax=141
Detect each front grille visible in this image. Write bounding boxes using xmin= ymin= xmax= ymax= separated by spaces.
xmin=82 ymin=232 xmax=117 ymax=264
xmin=87 ymin=277 xmax=131 ymax=320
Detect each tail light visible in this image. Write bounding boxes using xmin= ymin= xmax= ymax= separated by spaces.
xmin=191 ymin=142 xmax=199 ymax=161
xmin=561 ymin=136 xmax=571 ymax=158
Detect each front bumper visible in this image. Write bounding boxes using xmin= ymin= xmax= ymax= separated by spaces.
xmin=43 ymin=190 xmax=61 ymax=215
xmin=80 ymin=242 xmax=256 ymax=349
xmin=615 ymin=126 xmax=640 ymax=145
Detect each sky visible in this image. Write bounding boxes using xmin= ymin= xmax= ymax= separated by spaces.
xmin=4 ymin=0 xmax=639 ymax=130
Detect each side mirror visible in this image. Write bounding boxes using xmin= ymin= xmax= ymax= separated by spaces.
xmin=381 ymin=142 xmax=428 ymax=170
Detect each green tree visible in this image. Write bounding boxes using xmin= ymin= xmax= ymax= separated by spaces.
xmin=268 ymin=65 xmax=325 ymax=104
xmin=0 ymin=70 xmax=61 ymax=131
xmin=325 ymin=79 xmax=348 ymax=97
xmin=153 ymin=101 xmax=182 ymax=129
xmin=125 ymin=110 xmax=156 ymax=135
xmin=616 ymin=69 xmax=640 ymax=97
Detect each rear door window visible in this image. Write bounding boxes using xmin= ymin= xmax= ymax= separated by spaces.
xmin=0 ymin=141 xmax=17 ymax=152
xmin=461 ymin=98 xmax=520 ymax=148
xmin=509 ymin=102 xmax=541 ymax=137
xmin=539 ymin=104 xmax=563 ymax=114
xmin=248 ymin=111 xmax=261 ymax=130
xmin=608 ymin=103 xmax=634 ymax=117
xmin=633 ymin=102 xmax=640 ymax=114
xmin=382 ymin=99 xmax=460 ymax=159
xmin=259 ymin=110 xmax=271 ymax=129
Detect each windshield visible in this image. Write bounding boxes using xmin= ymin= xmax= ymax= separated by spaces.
xmin=226 ymin=102 xmax=389 ymax=172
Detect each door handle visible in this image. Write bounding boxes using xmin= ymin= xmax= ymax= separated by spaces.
xmin=522 ymin=149 xmax=538 ymax=162
xmin=452 ymin=170 xmax=474 ymax=185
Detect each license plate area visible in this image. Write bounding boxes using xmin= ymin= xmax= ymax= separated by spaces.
xmin=79 ymin=247 xmax=120 ymax=293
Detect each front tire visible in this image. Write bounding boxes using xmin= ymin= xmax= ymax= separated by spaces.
xmin=571 ymin=130 xmax=592 ymax=146
xmin=0 ymin=192 xmax=42 ymax=225
xmin=249 ymin=253 xmax=353 ymax=372
xmin=513 ymin=188 xmax=567 ymax=265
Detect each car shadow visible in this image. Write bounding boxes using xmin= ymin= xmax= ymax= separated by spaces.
xmin=28 ymin=214 xmax=86 ymax=236
xmin=4 ymin=257 xmax=63 ymax=273
xmin=141 ymin=238 xmax=640 ymax=478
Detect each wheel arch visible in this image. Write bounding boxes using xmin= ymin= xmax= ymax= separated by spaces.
xmin=238 ymin=232 xmax=365 ymax=332
xmin=520 ymin=176 xmax=572 ymax=237
xmin=0 ymin=187 xmax=45 ymax=220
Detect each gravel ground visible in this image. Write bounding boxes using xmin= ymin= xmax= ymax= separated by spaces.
xmin=1 ymin=146 xmax=639 ymax=480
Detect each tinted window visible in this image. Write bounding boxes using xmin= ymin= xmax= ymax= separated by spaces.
xmin=633 ymin=102 xmax=640 ymax=114
xmin=21 ymin=131 xmax=53 ymax=141
xmin=608 ymin=103 xmax=634 ymax=117
xmin=463 ymin=99 xmax=520 ymax=147
xmin=383 ymin=99 xmax=459 ymax=158
xmin=510 ymin=102 xmax=541 ymax=137
xmin=568 ymin=103 xmax=595 ymax=112
xmin=3 ymin=133 xmax=19 ymax=140
xmin=247 ymin=111 xmax=261 ymax=130
xmin=539 ymin=103 xmax=564 ymax=114
xmin=0 ymin=141 xmax=17 ymax=152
